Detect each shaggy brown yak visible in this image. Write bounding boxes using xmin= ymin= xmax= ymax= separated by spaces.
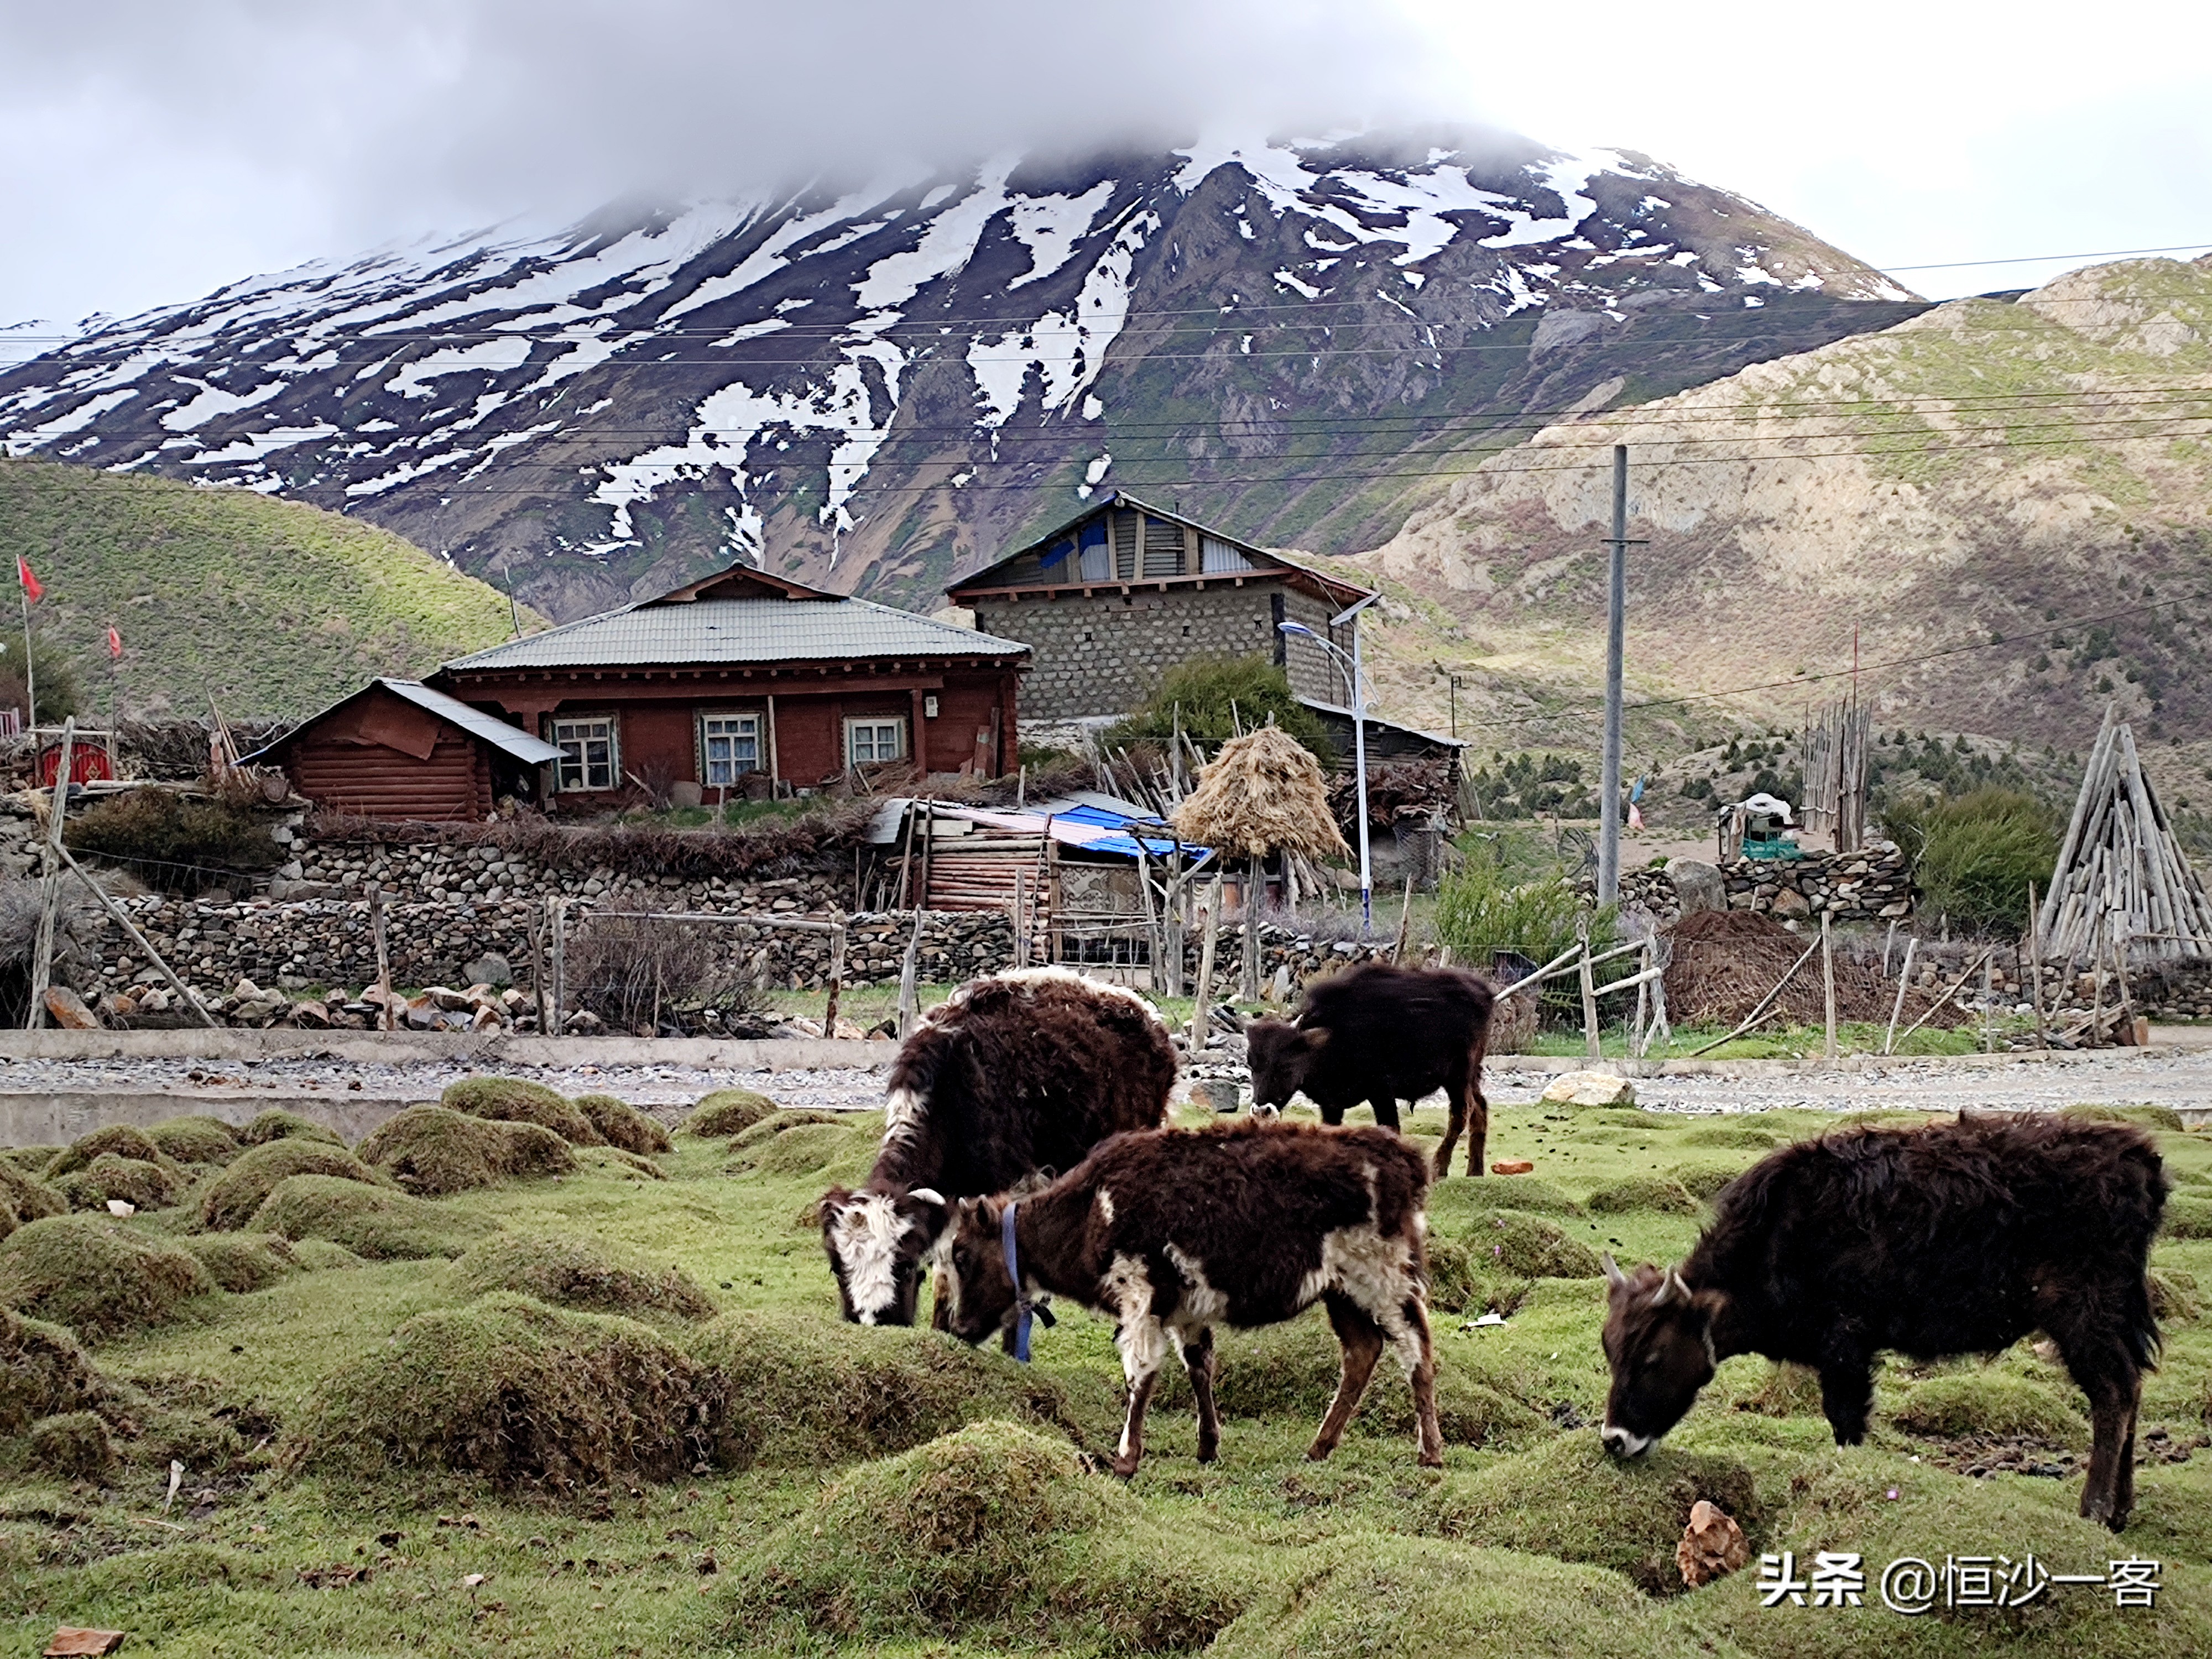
xmin=819 ymin=967 xmax=1176 ymax=1327
xmin=1600 ymin=1112 xmax=2167 ymax=1531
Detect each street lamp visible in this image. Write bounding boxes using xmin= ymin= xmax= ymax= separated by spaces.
xmin=1280 ymin=591 xmax=1379 ymax=929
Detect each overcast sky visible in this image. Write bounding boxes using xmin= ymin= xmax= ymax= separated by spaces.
xmin=2 ymin=0 xmax=2208 ymax=326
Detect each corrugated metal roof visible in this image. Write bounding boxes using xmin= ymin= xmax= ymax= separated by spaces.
xmin=444 ymin=596 xmax=1027 ymax=673
xmin=1300 ymin=697 xmax=1469 ymax=749
xmin=379 ymin=680 xmax=564 ymax=764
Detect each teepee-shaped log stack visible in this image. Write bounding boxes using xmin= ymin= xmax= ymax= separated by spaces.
xmin=2037 ymin=706 xmax=2212 ymax=963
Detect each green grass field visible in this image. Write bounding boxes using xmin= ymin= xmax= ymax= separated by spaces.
xmin=4 ymin=1090 xmax=2210 ymax=1657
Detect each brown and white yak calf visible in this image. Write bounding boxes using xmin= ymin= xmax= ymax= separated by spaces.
xmin=940 ymin=1118 xmax=1445 ymax=1477
xmin=1600 ymin=1112 xmax=2168 ymax=1531
xmin=820 ymin=967 xmax=1177 ymax=1328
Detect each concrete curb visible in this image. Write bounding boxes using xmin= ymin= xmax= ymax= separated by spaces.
xmin=0 ymin=1030 xmax=896 ymax=1070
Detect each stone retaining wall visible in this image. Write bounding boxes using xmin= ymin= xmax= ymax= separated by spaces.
xmin=1588 ymin=843 xmax=1917 ymax=926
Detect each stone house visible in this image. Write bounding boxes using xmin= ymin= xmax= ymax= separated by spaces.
xmin=943 ymin=492 xmax=1374 ymax=724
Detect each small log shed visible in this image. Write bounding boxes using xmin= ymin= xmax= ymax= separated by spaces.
xmin=257 ymin=679 xmax=564 ymax=821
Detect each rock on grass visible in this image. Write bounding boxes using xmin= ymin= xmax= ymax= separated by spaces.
xmin=357 ymin=1106 xmax=577 ymax=1196
xmin=1585 ymin=1176 xmax=1700 ymax=1216
xmin=571 ymin=1092 xmax=672 ymax=1156
xmin=690 ymin=1312 xmax=1120 ymax=1469
xmin=28 ymin=1410 xmax=114 ymax=1478
xmin=197 ymin=1140 xmax=385 ymax=1232
xmin=441 ymin=1077 xmax=604 ymax=1146
xmin=249 ymin=1175 xmax=493 ymax=1260
xmin=285 ymin=1292 xmax=723 ymax=1489
xmin=239 ymin=1109 xmax=345 ymax=1148
xmin=46 ymin=1125 xmax=176 ymax=1179
xmin=682 ymin=1088 xmax=778 ymax=1138
xmin=177 ymin=1232 xmax=306 ymax=1293
xmin=454 ymin=1234 xmax=714 ymax=1322
xmin=0 ymin=1215 xmax=214 ymax=1340
xmin=143 ymin=1115 xmax=244 ymax=1167
xmin=1425 ymin=1430 xmax=1765 ymax=1595
xmin=1 ymin=1306 xmax=105 ymax=1433
xmin=57 ymin=1154 xmax=186 ymax=1213
xmin=1889 ymin=1373 xmax=2088 ymax=1442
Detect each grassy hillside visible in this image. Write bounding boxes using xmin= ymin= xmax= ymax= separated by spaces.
xmin=0 ymin=460 xmax=541 ymax=718
xmin=2 ymin=1088 xmax=2208 ymax=1656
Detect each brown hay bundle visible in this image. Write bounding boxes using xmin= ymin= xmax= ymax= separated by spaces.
xmin=1662 ymin=910 xmax=1963 ymax=1029
xmin=1171 ymin=727 xmax=1350 ymax=860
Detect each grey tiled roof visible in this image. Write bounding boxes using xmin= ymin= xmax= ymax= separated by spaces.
xmin=443 ymin=597 xmax=1029 ymax=672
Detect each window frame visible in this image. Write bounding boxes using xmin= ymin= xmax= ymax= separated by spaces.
xmin=843 ymin=714 xmax=907 ymax=769
xmin=698 ymin=709 xmax=761 ymax=787
xmin=549 ymin=713 xmax=620 ymax=793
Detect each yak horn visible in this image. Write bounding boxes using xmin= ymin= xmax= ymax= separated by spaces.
xmin=907 ymin=1188 xmax=946 ymax=1208
xmin=1647 ymin=1276 xmax=1675 ymax=1308
xmin=1601 ymin=1253 xmax=1627 ymax=1288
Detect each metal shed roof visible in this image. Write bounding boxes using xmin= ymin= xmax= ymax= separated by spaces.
xmin=444 ymin=596 xmax=1029 ymax=672
xmin=249 ymin=679 xmax=564 ymax=765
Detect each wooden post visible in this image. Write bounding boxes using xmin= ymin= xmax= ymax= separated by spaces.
xmin=1391 ymin=874 xmax=1414 ymax=964
xmin=549 ymin=898 xmax=567 ymax=1036
xmin=1882 ymin=936 xmax=1917 ymax=1056
xmin=2027 ymin=881 xmax=2048 ymax=1050
xmin=764 ymin=693 xmax=781 ymax=796
xmin=1189 ymin=894 xmax=1217 ymax=1053
xmin=823 ymin=922 xmax=847 ymax=1037
xmin=56 ymin=846 xmax=216 ymax=1027
xmin=1881 ymin=919 xmax=1898 ymax=978
xmin=1011 ymin=870 xmax=1029 ymax=969
xmin=2110 ymin=918 xmax=2137 ymax=1045
xmin=1577 ymin=916 xmax=1601 ymax=1061
xmin=27 ymin=717 xmax=75 ymax=1029
xmin=2088 ymin=912 xmax=2107 ymax=1045
xmin=1135 ymin=841 xmax=1163 ymax=992
xmin=369 ymin=886 xmax=393 ymax=1032
xmin=1820 ymin=911 xmax=1838 ymax=1061
xmin=1241 ymin=852 xmax=1263 ymax=1002
xmin=529 ymin=904 xmax=549 ymax=1033
xmin=1630 ymin=937 xmax=1652 ymax=1059
xmin=896 ymin=907 xmax=924 ymax=1041
xmin=1981 ymin=952 xmax=1995 ymax=1053
xmin=895 ymin=800 xmax=917 ymax=910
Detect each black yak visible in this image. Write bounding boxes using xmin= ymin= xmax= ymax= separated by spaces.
xmin=1245 ymin=962 xmax=1495 ymax=1176
xmin=1600 ymin=1112 xmax=2167 ymax=1531
xmin=819 ymin=967 xmax=1176 ymax=1327
xmin=937 ymin=1117 xmax=1444 ymax=1476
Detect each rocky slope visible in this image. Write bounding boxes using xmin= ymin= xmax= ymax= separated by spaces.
xmin=0 ymin=130 xmax=1922 ymax=622
xmin=1348 ymin=257 xmax=2212 ymax=765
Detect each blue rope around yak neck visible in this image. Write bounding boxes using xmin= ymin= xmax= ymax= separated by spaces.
xmin=1000 ymin=1200 xmax=1055 ymax=1363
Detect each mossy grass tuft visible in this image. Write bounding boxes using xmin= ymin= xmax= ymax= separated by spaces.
xmin=0 ymin=1157 xmax=66 ymax=1225
xmin=727 ymin=1107 xmax=864 ymax=1150
xmin=454 ymin=1233 xmax=715 ymax=1322
xmin=1585 ymin=1175 xmax=1700 ymax=1215
xmin=1430 ymin=1175 xmax=1582 ymax=1223
xmin=46 ymin=1124 xmax=177 ymax=1179
xmin=27 ymin=1410 xmax=114 ymax=1478
xmin=2064 ymin=1103 xmax=2189 ymax=1133
xmin=0 ymin=1306 xmax=105 ymax=1433
xmin=2161 ymin=1193 xmax=2212 ymax=1239
xmin=56 ymin=1154 xmax=186 ymax=1213
xmin=726 ymin=1119 xmax=876 ymax=1181
xmin=570 ymin=1092 xmax=672 ymax=1156
xmin=2149 ymin=1266 xmax=2201 ymax=1322
xmin=249 ymin=1174 xmax=494 ymax=1260
xmin=176 ymin=1232 xmax=306 ymax=1293
xmin=681 ymin=1087 xmax=778 ymax=1138
xmin=196 ymin=1139 xmax=385 ymax=1232
xmin=1677 ymin=1123 xmax=1780 ymax=1150
xmin=441 ymin=1077 xmax=604 ymax=1146
xmin=238 ymin=1109 xmax=345 ymax=1148
xmin=142 ymin=1115 xmax=244 ymax=1167
xmin=1664 ymin=1160 xmax=1749 ymax=1201
xmin=285 ymin=1292 xmax=723 ymax=1489
xmin=358 ymin=1105 xmax=578 ymax=1196
xmin=1456 ymin=1208 xmax=1605 ymax=1279
xmin=0 ymin=1214 xmax=215 ymax=1340
xmin=1888 ymin=1372 xmax=2089 ymax=1442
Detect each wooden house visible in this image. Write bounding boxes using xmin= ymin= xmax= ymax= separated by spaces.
xmin=430 ymin=564 xmax=1029 ymax=808
xmin=258 ymin=678 xmax=564 ymax=821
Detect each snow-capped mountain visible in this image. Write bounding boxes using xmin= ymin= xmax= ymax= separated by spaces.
xmin=0 ymin=129 xmax=1926 ymax=620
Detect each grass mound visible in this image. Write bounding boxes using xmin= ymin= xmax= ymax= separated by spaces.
xmin=1733 ymin=1360 xmax=1826 ymax=1418
xmin=285 ymin=1292 xmax=722 ymax=1489
xmin=441 ymin=1077 xmax=603 ymax=1146
xmin=1430 ymin=1175 xmax=1582 ymax=1224
xmin=238 ymin=1109 xmax=345 ymax=1148
xmin=2163 ymin=1194 xmax=2212 ymax=1239
xmin=1425 ymin=1429 xmax=1764 ymax=1594
xmin=1 ymin=1306 xmax=104 ymax=1433
xmin=728 ymin=1119 xmax=875 ymax=1178
xmin=682 ymin=1088 xmax=777 ymax=1137
xmin=690 ymin=1311 xmax=1118 ymax=1469
xmin=1458 ymin=1208 xmax=1605 ymax=1279
xmin=1889 ymin=1373 xmax=2088 ymax=1442
xmin=1663 ymin=1161 xmax=1746 ymax=1201
xmin=357 ymin=1106 xmax=578 ymax=1196
xmin=0 ymin=1159 xmax=66 ymax=1224
xmin=0 ymin=1215 xmax=214 ymax=1340
xmin=46 ymin=1125 xmax=175 ymax=1179
xmin=728 ymin=1108 xmax=861 ymax=1149
xmin=2064 ymin=1103 xmax=2188 ymax=1133
xmin=176 ymin=1232 xmax=305 ymax=1293
xmin=142 ymin=1115 xmax=243 ymax=1167
xmin=571 ymin=1092 xmax=671 ymax=1156
xmin=27 ymin=1410 xmax=114 ymax=1478
xmin=454 ymin=1234 xmax=714 ymax=1322
xmin=1586 ymin=1176 xmax=1700 ymax=1215
xmin=57 ymin=1154 xmax=185 ymax=1213
xmin=249 ymin=1175 xmax=493 ymax=1260
xmin=2149 ymin=1267 xmax=2200 ymax=1322
xmin=1678 ymin=1124 xmax=1780 ymax=1150
xmin=197 ymin=1140 xmax=384 ymax=1232
xmin=728 ymin=1419 xmax=1259 ymax=1649
xmin=1207 ymin=1535 xmax=1713 ymax=1659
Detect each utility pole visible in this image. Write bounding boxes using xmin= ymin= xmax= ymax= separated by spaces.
xmin=1596 ymin=444 xmax=1636 ymax=906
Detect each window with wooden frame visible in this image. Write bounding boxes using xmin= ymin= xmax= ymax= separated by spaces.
xmin=843 ymin=716 xmax=906 ymax=768
xmin=549 ymin=714 xmax=619 ymax=792
xmin=698 ymin=711 xmax=760 ymax=785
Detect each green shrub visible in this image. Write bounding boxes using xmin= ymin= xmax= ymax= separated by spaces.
xmin=177 ymin=1232 xmax=305 ymax=1293
xmin=1435 ymin=844 xmax=1619 ymax=1019
xmin=1 ymin=1306 xmax=104 ymax=1433
xmin=143 ymin=1115 xmax=243 ymax=1167
xmin=238 ymin=1109 xmax=345 ymax=1149
xmin=46 ymin=1124 xmax=176 ymax=1178
xmin=356 ymin=1106 xmax=577 ymax=1196
xmin=1882 ymin=786 xmax=2058 ymax=935
xmin=1585 ymin=1176 xmax=1699 ymax=1215
xmin=284 ymin=1292 xmax=723 ymax=1488
xmin=249 ymin=1175 xmax=492 ymax=1260
xmin=56 ymin=1154 xmax=185 ymax=1213
xmin=196 ymin=1140 xmax=383 ymax=1232
xmin=681 ymin=1088 xmax=779 ymax=1138
xmin=65 ymin=789 xmax=283 ymax=895
xmin=0 ymin=1215 xmax=214 ymax=1339
xmin=441 ymin=1077 xmax=604 ymax=1145
xmin=1890 ymin=1373 xmax=2088 ymax=1442
xmin=1099 ymin=655 xmax=1334 ymax=763
xmin=453 ymin=1234 xmax=714 ymax=1323
xmin=570 ymin=1092 xmax=671 ymax=1155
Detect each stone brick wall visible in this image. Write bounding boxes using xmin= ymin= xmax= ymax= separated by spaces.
xmin=1590 ymin=844 xmax=1916 ymax=926
xmin=969 ymin=582 xmax=1339 ymax=719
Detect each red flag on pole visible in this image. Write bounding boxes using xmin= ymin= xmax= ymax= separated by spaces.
xmin=107 ymin=626 xmax=123 ymax=660
xmin=16 ymin=556 xmax=42 ymax=604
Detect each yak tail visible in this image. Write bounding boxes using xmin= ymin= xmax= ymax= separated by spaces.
xmin=2131 ymin=1274 xmax=2165 ymax=1370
